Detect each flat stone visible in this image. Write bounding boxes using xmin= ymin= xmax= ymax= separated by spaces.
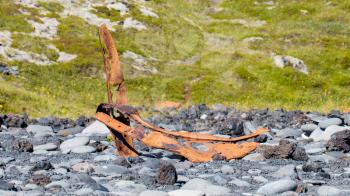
xmin=169 ymin=189 xmax=204 ymax=196
xmin=253 ymin=176 xmax=268 ymax=183
xmin=181 ymin=178 xmax=231 ymax=196
xmin=72 ymin=162 xmax=95 ymax=173
xmin=309 ymin=128 xmax=324 ymax=142
xmin=45 ymin=180 xmax=70 ymax=189
xmin=317 ymin=186 xmax=342 ymax=196
xmin=242 ymin=153 xmax=265 ymax=161
xmin=33 ymin=143 xmax=57 ymax=151
xmin=57 ymin=126 xmax=84 ymax=136
xmin=140 ymin=190 xmax=169 ymax=196
xmin=220 ymin=165 xmax=235 ymax=174
xmin=228 ymin=178 xmax=251 ymax=187
xmin=75 ymin=188 xmax=94 ymax=195
xmin=54 ymin=168 xmax=67 ymax=175
xmin=94 ymin=154 xmax=117 ymax=162
xmin=272 ymin=164 xmax=296 ymax=179
xmin=26 ymin=125 xmax=53 ymax=136
xmin=111 ymin=180 xmax=146 ymax=193
xmin=307 ymin=114 xmax=328 ymax=123
xmin=301 ymin=124 xmax=318 ymax=136
xmin=60 ymin=137 xmax=90 ymax=150
xmin=80 ymin=120 xmax=110 ymax=136
xmin=318 ymin=118 xmax=342 ymax=129
xmin=94 ymin=165 xmax=128 ymax=176
xmin=71 ymin=146 xmax=96 ymax=154
xmin=24 ymin=183 xmax=38 ymax=190
xmin=248 ymin=169 xmax=261 ymax=175
xmin=323 ymin=125 xmax=349 ymax=141
xmin=276 ymin=128 xmax=302 ymax=138
xmin=301 ymin=123 xmax=318 ymax=132
xmin=33 ymin=150 xmax=48 ymax=155
xmin=257 ymin=179 xmax=297 ymax=195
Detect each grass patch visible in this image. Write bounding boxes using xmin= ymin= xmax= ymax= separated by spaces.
xmin=11 ymin=34 xmax=59 ymax=61
xmin=1 ymin=0 xmax=350 ymax=117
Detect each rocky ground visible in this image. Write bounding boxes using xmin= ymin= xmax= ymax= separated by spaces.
xmin=0 ymin=105 xmax=350 ymax=196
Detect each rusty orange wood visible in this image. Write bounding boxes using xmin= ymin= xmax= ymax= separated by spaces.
xmin=96 ymin=112 xmax=265 ymax=162
xmin=99 ymin=25 xmax=134 ymax=157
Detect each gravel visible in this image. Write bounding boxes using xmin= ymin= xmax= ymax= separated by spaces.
xmin=0 ymin=106 xmax=349 ymax=195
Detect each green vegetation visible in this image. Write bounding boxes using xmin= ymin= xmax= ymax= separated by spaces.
xmin=1 ymin=0 xmax=350 ymax=118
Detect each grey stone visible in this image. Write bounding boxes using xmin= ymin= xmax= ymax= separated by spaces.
xmin=317 ymin=186 xmax=342 ymax=196
xmin=45 ymin=180 xmax=70 ymax=189
xmin=318 ymin=118 xmax=342 ymax=129
xmin=0 ymin=180 xmax=16 ymax=191
xmin=301 ymin=124 xmax=318 ymax=135
xmin=302 ymin=161 xmax=322 ymax=172
xmin=33 ymin=143 xmax=57 ymax=151
xmin=60 ymin=136 xmax=89 ymax=150
xmin=75 ymin=188 xmax=94 ymax=195
xmin=181 ymin=178 xmax=231 ymax=196
xmin=140 ymin=190 xmax=169 ymax=196
xmin=71 ymin=146 xmax=96 ymax=154
xmin=94 ymin=154 xmax=117 ymax=162
xmin=138 ymin=167 xmax=153 ymax=176
xmin=228 ymin=178 xmax=251 ymax=187
xmin=110 ymin=180 xmax=146 ymax=193
xmin=292 ymin=147 xmax=309 ymax=161
xmin=213 ymin=174 xmax=227 ymax=185
xmin=323 ymin=125 xmax=349 ymax=141
xmin=243 ymin=153 xmax=265 ymax=161
xmin=80 ymin=120 xmax=110 ymax=136
xmin=26 ymin=125 xmax=53 ymax=136
xmin=54 ymin=168 xmax=67 ymax=175
xmin=326 ymin=130 xmax=350 ymax=152
xmin=257 ymin=179 xmax=297 ymax=195
xmin=272 ymin=164 xmax=296 ymax=179
xmin=220 ymin=165 xmax=235 ymax=174
xmin=94 ymin=165 xmax=128 ymax=176
xmin=307 ymin=114 xmax=328 ymax=123
xmin=72 ymin=162 xmax=95 ymax=173
xmin=309 ymin=128 xmax=324 ymax=142
xmin=343 ymin=114 xmax=350 ymax=126
xmin=168 ymin=189 xmax=204 ymax=196
xmin=248 ymin=169 xmax=261 ymax=175
xmin=253 ymin=176 xmax=268 ymax=183
xmin=276 ymin=128 xmax=302 ymax=138
xmin=57 ymin=126 xmax=84 ymax=136
xmin=33 ymin=150 xmax=48 ymax=155
xmin=30 ymin=160 xmax=53 ymax=171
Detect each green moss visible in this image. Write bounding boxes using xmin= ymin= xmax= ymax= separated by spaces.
xmin=0 ymin=1 xmax=33 ymax=32
xmin=11 ymin=34 xmax=59 ymax=61
xmin=92 ymin=6 xmax=122 ymax=22
xmin=37 ymin=1 xmax=64 ymax=13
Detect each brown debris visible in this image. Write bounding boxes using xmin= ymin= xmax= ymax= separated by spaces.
xmin=95 ymin=24 xmax=268 ymax=163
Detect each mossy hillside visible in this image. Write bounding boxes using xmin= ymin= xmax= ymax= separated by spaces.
xmin=0 ymin=0 xmax=350 ymax=117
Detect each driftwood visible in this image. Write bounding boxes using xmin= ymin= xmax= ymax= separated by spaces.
xmin=96 ymin=24 xmax=267 ymax=162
